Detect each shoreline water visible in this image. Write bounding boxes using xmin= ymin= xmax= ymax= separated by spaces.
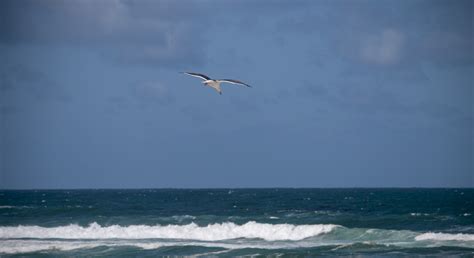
xmin=1 ymin=189 xmax=473 ymax=256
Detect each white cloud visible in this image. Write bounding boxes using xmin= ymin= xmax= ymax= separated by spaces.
xmin=360 ymin=29 xmax=405 ymax=65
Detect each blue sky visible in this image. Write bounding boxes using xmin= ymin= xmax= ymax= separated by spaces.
xmin=0 ymin=0 xmax=472 ymax=188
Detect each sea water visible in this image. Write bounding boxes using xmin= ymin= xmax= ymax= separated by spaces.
xmin=1 ymin=189 xmax=473 ymax=256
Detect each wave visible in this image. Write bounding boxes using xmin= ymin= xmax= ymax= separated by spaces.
xmin=1 ymin=222 xmax=474 ymax=254
xmin=171 ymin=215 xmax=196 ymax=220
xmin=415 ymin=232 xmax=474 ymax=241
xmin=0 ymin=205 xmax=32 ymax=209
xmin=0 ymin=221 xmax=337 ymax=241
xmin=0 ymin=237 xmax=331 ymax=255
xmin=410 ymin=213 xmax=431 ymax=216
xmin=1 ymin=231 xmax=474 ymax=255
xmin=0 ymin=240 xmax=109 ymax=254
xmin=0 ymin=239 xmax=300 ymax=254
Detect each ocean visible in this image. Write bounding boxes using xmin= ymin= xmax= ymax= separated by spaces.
xmin=0 ymin=189 xmax=473 ymax=257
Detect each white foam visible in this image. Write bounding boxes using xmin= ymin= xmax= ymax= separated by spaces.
xmin=410 ymin=213 xmax=430 ymax=216
xmin=0 ymin=221 xmax=338 ymax=241
xmin=0 ymin=240 xmax=108 ymax=254
xmin=415 ymin=232 xmax=474 ymax=242
xmin=0 ymin=238 xmax=318 ymax=254
xmin=2 ymin=227 xmax=474 ymax=254
xmin=0 ymin=205 xmax=33 ymax=209
xmin=171 ymin=215 xmax=196 ymax=221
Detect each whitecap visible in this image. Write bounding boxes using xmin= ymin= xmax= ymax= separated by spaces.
xmin=0 ymin=238 xmax=325 ymax=254
xmin=415 ymin=232 xmax=474 ymax=242
xmin=2 ymin=226 xmax=474 ymax=255
xmin=171 ymin=215 xmax=196 ymax=221
xmin=0 ymin=240 xmax=109 ymax=254
xmin=409 ymin=213 xmax=430 ymax=216
xmin=0 ymin=205 xmax=32 ymax=209
xmin=0 ymin=221 xmax=338 ymax=241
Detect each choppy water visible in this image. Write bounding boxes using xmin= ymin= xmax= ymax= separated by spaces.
xmin=1 ymin=189 xmax=473 ymax=256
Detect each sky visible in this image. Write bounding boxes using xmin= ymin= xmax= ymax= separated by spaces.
xmin=0 ymin=0 xmax=472 ymax=188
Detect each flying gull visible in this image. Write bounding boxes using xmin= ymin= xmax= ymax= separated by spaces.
xmin=182 ymin=72 xmax=251 ymax=95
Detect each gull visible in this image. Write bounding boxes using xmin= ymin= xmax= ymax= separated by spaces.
xmin=182 ymin=72 xmax=251 ymax=95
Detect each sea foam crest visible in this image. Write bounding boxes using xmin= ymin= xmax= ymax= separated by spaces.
xmin=415 ymin=232 xmax=474 ymax=241
xmin=0 ymin=221 xmax=338 ymax=241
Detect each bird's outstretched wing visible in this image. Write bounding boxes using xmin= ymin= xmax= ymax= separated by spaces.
xmin=182 ymin=72 xmax=211 ymax=81
xmin=218 ymin=79 xmax=251 ymax=87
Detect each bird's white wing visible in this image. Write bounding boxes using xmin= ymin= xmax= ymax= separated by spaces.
xmin=218 ymin=79 xmax=251 ymax=87
xmin=182 ymin=72 xmax=211 ymax=81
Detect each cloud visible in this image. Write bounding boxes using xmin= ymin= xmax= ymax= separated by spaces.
xmin=268 ymin=1 xmax=472 ymax=125
xmin=360 ymin=29 xmax=404 ymax=65
xmin=0 ymin=0 xmax=209 ymax=68
xmin=274 ymin=1 xmax=473 ymax=66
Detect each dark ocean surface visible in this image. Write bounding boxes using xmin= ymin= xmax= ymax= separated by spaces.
xmin=1 ymin=189 xmax=473 ymax=257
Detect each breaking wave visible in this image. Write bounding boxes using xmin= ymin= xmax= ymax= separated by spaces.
xmin=415 ymin=232 xmax=474 ymax=241
xmin=0 ymin=221 xmax=337 ymax=241
xmin=1 ymin=222 xmax=473 ymax=254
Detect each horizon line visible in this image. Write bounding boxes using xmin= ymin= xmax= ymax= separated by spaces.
xmin=1 ymin=186 xmax=473 ymax=191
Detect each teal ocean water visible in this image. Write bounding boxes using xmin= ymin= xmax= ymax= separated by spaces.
xmin=1 ymin=189 xmax=473 ymax=256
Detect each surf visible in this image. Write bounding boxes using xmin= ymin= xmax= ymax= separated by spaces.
xmin=1 ymin=222 xmax=474 ymax=254
xmin=0 ymin=221 xmax=338 ymax=241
